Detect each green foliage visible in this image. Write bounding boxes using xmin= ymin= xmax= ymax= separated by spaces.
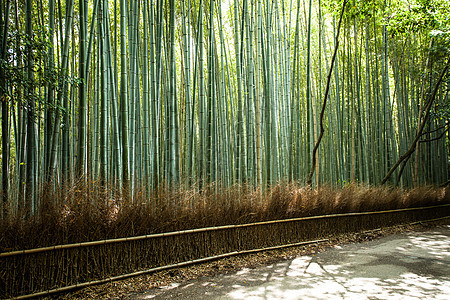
xmin=0 ymin=25 xmax=79 ymax=114
xmin=429 ymin=30 xmax=450 ymax=60
xmin=388 ymin=0 xmax=450 ymax=34
xmin=1 ymin=27 xmax=54 ymax=99
xmin=323 ymin=0 xmax=450 ymax=33
xmin=322 ymin=0 xmax=384 ymax=21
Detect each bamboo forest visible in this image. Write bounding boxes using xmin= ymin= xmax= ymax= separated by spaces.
xmin=1 ymin=0 xmax=450 ymax=297
xmin=0 ymin=0 xmax=449 ymax=217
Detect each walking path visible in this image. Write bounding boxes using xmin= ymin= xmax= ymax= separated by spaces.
xmin=130 ymin=225 xmax=450 ymax=299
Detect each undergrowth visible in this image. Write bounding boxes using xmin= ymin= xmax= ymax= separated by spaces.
xmin=0 ymin=182 xmax=449 ymax=252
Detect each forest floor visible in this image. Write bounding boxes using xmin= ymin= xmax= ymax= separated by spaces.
xmin=53 ymin=219 xmax=450 ymax=299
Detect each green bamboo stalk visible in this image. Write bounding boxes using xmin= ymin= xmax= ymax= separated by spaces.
xmin=120 ymin=0 xmax=129 ymax=193
xmin=104 ymin=0 xmax=121 ymax=185
xmin=76 ymin=0 xmax=87 ymax=178
xmin=142 ymin=0 xmax=150 ymax=184
xmin=24 ymin=0 xmax=36 ymax=217
xmin=48 ymin=0 xmax=74 ymax=183
xmin=167 ymin=0 xmax=177 ymax=185
xmin=1 ymin=0 xmax=11 ymax=217
xmin=98 ymin=0 xmax=107 ymax=184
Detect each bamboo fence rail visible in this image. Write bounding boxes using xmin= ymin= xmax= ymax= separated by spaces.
xmin=9 ymin=238 xmax=330 ymax=300
xmin=2 ymin=204 xmax=448 ymax=258
xmin=1 ymin=204 xmax=449 ymax=299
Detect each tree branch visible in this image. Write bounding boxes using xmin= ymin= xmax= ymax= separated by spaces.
xmin=419 ymin=122 xmax=449 ymax=137
xmin=419 ymin=126 xmax=449 ymax=143
xmin=382 ymin=57 xmax=450 ymax=185
xmin=307 ymin=0 xmax=349 ymax=187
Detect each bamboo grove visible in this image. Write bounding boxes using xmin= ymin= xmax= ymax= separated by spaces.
xmin=0 ymin=0 xmax=449 ymax=217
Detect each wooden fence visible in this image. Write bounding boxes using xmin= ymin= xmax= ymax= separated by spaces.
xmin=1 ymin=204 xmax=449 ymax=299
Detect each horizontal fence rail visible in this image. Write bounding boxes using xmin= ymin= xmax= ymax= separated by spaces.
xmin=1 ymin=204 xmax=449 ymax=299
xmin=3 ymin=204 xmax=449 ymax=258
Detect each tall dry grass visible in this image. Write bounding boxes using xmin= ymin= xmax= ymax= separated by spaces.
xmin=1 ymin=181 xmax=449 ymax=252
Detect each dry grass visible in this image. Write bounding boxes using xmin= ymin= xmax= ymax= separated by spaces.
xmin=0 ymin=182 xmax=449 ymax=252
xmin=1 ymin=182 xmax=449 ymax=299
